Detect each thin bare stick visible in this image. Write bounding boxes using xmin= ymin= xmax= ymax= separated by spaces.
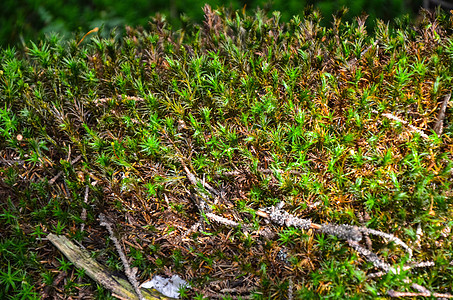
xmin=205 ymin=212 xmax=240 ymax=227
xmin=99 ymin=214 xmax=145 ymax=300
xmin=414 ymin=223 xmax=423 ymax=249
xmin=220 ymin=168 xmax=304 ymax=177
xmin=49 ymin=154 xmax=83 ymax=185
xmin=288 ymin=278 xmax=294 ymax=300
xmin=383 ymin=112 xmax=429 ymax=139
xmin=93 ymin=95 xmax=146 ymax=106
xmin=166 ymin=131 xmax=219 ymax=199
xmin=78 ymin=185 xmax=90 ymax=299
xmin=80 ymin=185 xmax=90 ymax=233
xmin=0 ymin=158 xmax=25 ymax=166
xmin=205 ymin=212 xmax=252 ymax=230
xmin=372 ymin=110 xmax=429 ymax=139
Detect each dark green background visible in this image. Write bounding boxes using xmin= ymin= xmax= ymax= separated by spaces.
xmin=0 ymin=0 xmax=435 ymax=47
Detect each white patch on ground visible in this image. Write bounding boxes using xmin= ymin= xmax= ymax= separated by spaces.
xmin=141 ymin=275 xmax=189 ymax=299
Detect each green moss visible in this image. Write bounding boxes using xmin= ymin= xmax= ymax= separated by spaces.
xmin=1 ymin=6 xmax=452 ymax=299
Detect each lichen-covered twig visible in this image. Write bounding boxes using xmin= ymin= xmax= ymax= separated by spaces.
xmin=259 ymin=205 xmax=366 ymax=242
xmin=367 ymin=261 xmax=435 ymax=278
xmin=259 ymin=204 xmax=412 ymax=261
xmin=433 ymin=92 xmax=451 ymax=135
xmin=287 ymin=278 xmax=294 ymax=300
xmin=387 ymin=289 xmax=453 ymax=298
xmin=347 ymin=240 xmax=392 ymax=272
xmin=99 ymin=214 xmax=145 ymax=300
xmin=210 ymin=203 xmax=424 ymax=281
xmin=205 ymin=212 xmax=240 ymax=228
xmin=220 ymin=168 xmax=304 ymax=177
xmin=80 ymin=185 xmax=90 ymax=233
xmin=254 ymin=204 xmax=450 ymax=298
xmin=359 ymin=227 xmax=412 ymax=258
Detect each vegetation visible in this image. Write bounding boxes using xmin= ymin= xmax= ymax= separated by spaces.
xmin=1 ymin=5 xmax=452 ymax=299
xmin=1 ymin=0 xmax=424 ymax=47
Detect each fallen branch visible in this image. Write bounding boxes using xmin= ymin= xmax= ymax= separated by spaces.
xmin=47 ymin=233 xmax=172 ymax=300
xmin=387 ymin=289 xmax=453 ymax=298
xmin=257 ymin=205 xmax=449 ymax=297
xmin=259 ymin=203 xmax=411 ymax=257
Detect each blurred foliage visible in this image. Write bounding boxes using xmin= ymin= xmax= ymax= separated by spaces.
xmin=2 ymin=0 xmax=425 ymax=47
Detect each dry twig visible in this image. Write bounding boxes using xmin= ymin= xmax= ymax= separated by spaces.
xmin=49 ymin=154 xmax=83 ymax=185
xmin=99 ymin=214 xmax=145 ymax=300
xmin=433 ymin=92 xmax=451 ymax=135
xmin=373 ymin=110 xmax=429 ymax=139
xmin=387 ymin=289 xmax=453 ymax=298
xmin=80 ymin=185 xmax=90 ymax=233
xmin=47 ymin=233 xmax=169 ymax=300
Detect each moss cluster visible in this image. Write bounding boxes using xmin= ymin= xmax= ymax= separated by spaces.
xmin=1 ymin=5 xmax=452 ymax=299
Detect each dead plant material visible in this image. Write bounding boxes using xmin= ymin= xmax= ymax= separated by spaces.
xmin=47 ymin=233 xmax=171 ymax=300
xmin=80 ymin=185 xmax=90 ymax=233
xmin=387 ymin=289 xmax=453 ymax=298
xmin=99 ymin=214 xmax=145 ymax=300
xmin=433 ymin=92 xmax=451 ymax=135
xmin=48 ymin=154 xmax=83 ymax=185
xmin=373 ymin=110 xmax=430 ymax=140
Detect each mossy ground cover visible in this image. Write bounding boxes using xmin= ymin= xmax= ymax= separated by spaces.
xmin=1 ymin=5 xmax=452 ymax=299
